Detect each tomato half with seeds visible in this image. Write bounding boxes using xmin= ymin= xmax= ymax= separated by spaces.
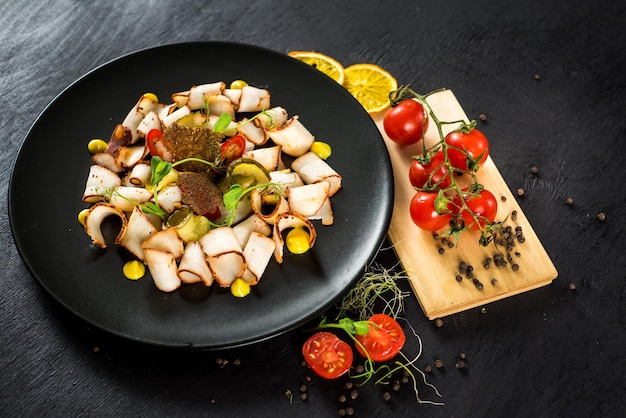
xmin=409 ymin=191 xmax=452 ymax=231
xmin=355 ymin=314 xmax=406 ymax=362
xmin=220 ymin=135 xmax=246 ymax=164
xmin=302 ymin=332 xmax=353 ymax=379
xmin=146 ymin=129 xmax=172 ymax=161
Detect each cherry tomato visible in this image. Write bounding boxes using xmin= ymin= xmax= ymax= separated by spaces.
xmin=302 ymin=332 xmax=353 ymax=379
xmin=383 ymin=99 xmax=428 ymax=146
xmin=220 ymin=135 xmax=246 ymax=164
xmin=409 ymin=191 xmax=452 ymax=231
xmin=444 ymin=127 xmax=489 ymax=171
xmin=453 ymin=188 xmax=498 ymax=230
xmin=146 ymin=129 xmax=172 ymax=161
xmin=408 ymin=150 xmax=451 ymax=190
xmin=355 ymin=314 xmax=406 ymax=362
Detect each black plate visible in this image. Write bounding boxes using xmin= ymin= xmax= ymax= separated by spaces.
xmin=9 ymin=42 xmax=393 ymax=349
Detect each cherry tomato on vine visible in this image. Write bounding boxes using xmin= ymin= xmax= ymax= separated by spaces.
xmin=445 ymin=127 xmax=489 ymax=171
xmin=453 ymin=188 xmax=498 ymax=230
xmin=383 ymin=99 xmax=428 ymax=146
xmin=302 ymin=332 xmax=353 ymax=379
xmin=408 ymin=150 xmax=451 ymax=190
xmin=355 ymin=314 xmax=406 ymax=362
xmin=409 ymin=191 xmax=452 ymax=231
xmin=220 ymin=135 xmax=246 ymax=164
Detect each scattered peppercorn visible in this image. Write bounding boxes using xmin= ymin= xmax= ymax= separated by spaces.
xmin=455 ymin=274 xmax=463 ymax=282
xmin=569 ymin=282 xmax=577 ymax=291
xmin=435 ymin=359 xmax=443 ymax=368
xmin=435 ymin=318 xmax=444 ymax=327
xmin=345 ymin=407 xmax=354 ymax=416
xmin=479 ymin=113 xmax=487 ymax=122
xmin=566 ymin=197 xmax=574 ymax=205
xmin=511 ymin=210 xmax=518 ymax=221
xmin=210 ymin=399 xmax=216 ymax=405
xmin=344 ymin=382 xmax=353 ymax=390
xmin=338 ymin=394 xmax=347 ymax=403
xmin=300 ymin=384 xmax=307 ymax=393
xmin=491 ymin=278 xmax=498 ymax=286
xmin=530 ymin=166 xmax=538 ymax=174
xmin=473 ymin=279 xmax=484 ymax=290
xmin=393 ymin=380 xmax=401 ymax=391
xmin=597 ymin=212 xmax=606 ymax=221
xmin=300 ymin=393 xmax=308 ymax=401
xmin=501 ymin=195 xmax=507 ymax=202
xmin=534 ymin=73 xmax=541 ymax=80
xmin=455 ymin=360 xmax=466 ymax=369
xmin=438 ymin=247 xmax=445 ymax=255
xmin=517 ymin=188 xmax=525 ymax=196
xmin=382 ymin=392 xmax=392 ymax=402
xmin=480 ymin=307 xmax=487 ymax=314
xmin=511 ymin=263 xmax=520 ymax=272
xmin=425 ymin=365 xmax=432 ymax=373
xmin=233 ymin=359 xmax=241 ymax=366
xmin=354 ymin=364 xmax=364 ymax=374
xmin=459 ymin=352 xmax=467 ymax=360
xmin=350 ymin=390 xmax=359 ymax=400
xmin=401 ymin=375 xmax=409 ymax=384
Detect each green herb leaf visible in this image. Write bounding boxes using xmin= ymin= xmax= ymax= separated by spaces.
xmin=151 ymin=156 xmax=172 ymax=187
xmin=213 ymin=113 xmax=232 ymax=133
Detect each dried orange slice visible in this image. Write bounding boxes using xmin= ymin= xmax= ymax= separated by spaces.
xmin=288 ymin=51 xmax=345 ymax=85
xmin=343 ymin=63 xmax=397 ymax=114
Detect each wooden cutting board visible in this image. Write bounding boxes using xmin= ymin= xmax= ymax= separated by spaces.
xmin=372 ymin=89 xmax=558 ymax=319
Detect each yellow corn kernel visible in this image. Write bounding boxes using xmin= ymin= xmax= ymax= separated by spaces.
xmin=77 ymin=209 xmax=90 ymax=226
xmin=286 ymin=226 xmax=310 ymax=254
xmin=310 ymin=141 xmax=332 ymax=160
xmin=87 ymin=139 xmax=107 ymax=154
xmin=123 ymin=260 xmax=146 ymax=280
xmin=143 ymin=92 xmax=159 ymax=103
xmin=230 ymin=79 xmax=248 ymax=89
xmin=231 ymin=278 xmax=251 ymax=297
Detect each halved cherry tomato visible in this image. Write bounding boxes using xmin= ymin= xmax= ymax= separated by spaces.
xmin=445 ymin=127 xmax=489 ymax=172
xmin=220 ymin=135 xmax=246 ymax=164
xmin=146 ymin=129 xmax=172 ymax=161
xmin=383 ymin=99 xmax=428 ymax=146
xmin=409 ymin=191 xmax=452 ymax=231
xmin=452 ymin=188 xmax=498 ymax=230
xmin=302 ymin=332 xmax=353 ymax=379
xmin=355 ymin=314 xmax=406 ymax=362
xmin=408 ymin=150 xmax=451 ymax=190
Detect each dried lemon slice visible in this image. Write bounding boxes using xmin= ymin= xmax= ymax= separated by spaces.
xmin=288 ymin=50 xmax=346 ymax=85
xmin=343 ymin=63 xmax=397 ymax=114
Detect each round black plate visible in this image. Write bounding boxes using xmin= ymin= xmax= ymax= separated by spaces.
xmin=9 ymin=42 xmax=393 ymax=349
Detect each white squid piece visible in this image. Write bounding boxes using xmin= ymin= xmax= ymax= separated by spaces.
xmin=83 ymin=203 xmax=127 ymax=248
xmin=160 ymin=106 xmax=191 ymax=128
xmin=236 ymin=117 xmax=268 ymax=145
xmin=119 ymin=206 xmax=158 ymax=262
xmin=137 ymin=111 xmax=162 ymax=138
xmin=124 ymin=163 xmax=151 ymax=187
xmin=287 ymin=182 xmax=330 ymax=218
xmin=291 ymin=151 xmax=342 ymax=196
xmin=178 ymin=241 xmax=214 ymax=286
xmin=109 ymin=186 xmax=153 ymax=212
xmin=143 ymin=247 xmax=181 ymax=292
xmin=250 ymin=189 xmax=290 ymax=225
xmin=266 ymin=116 xmax=315 ymax=157
xmin=243 ymin=146 xmax=282 ymax=172
xmin=242 ymin=232 xmax=276 ymax=285
xmin=237 ymin=85 xmax=270 ymax=112
xmin=82 ymin=165 xmax=122 ymax=203
xmin=269 ymin=170 xmax=304 ymax=195
xmin=187 ymin=82 xmax=226 ymax=110
xmin=199 ymin=227 xmax=246 ymax=287
xmin=253 ymin=106 xmax=288 ymax=130
xmin=141 ymin=228 xmax=184 ymax=259
xmin=156 ymin=185 xmax=182 ymax=214
xmin=206 ymin=94 xmax=235 ymax=119
xmin=232 ymin=214 xmax=272 ymax=249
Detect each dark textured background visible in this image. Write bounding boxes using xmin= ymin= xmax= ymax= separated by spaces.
xmin=2 ymin=1 xmax=624 ymax=417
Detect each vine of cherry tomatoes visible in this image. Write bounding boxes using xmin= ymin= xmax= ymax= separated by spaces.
xmin=383 ymin=87 xmax=498 ymax=242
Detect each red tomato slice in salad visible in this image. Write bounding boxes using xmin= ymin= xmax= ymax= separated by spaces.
xmin=302 ymin=331 xmax=353 ymax=379
xmin=355 ymin=314 xmax=406 ymax=362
